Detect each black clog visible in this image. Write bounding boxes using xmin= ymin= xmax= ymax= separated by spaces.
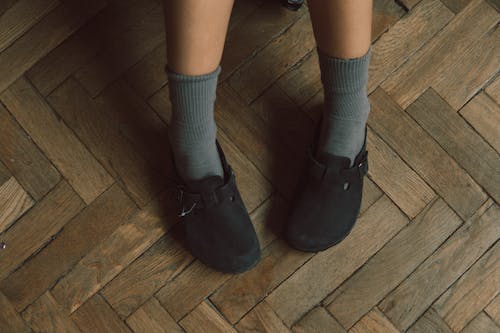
xmin=168 ymin=139 xmax=261 ymax=273
xmin=285 ymin=116 xmax=368 ymax=252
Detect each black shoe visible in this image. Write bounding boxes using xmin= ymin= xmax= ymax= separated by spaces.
xmin=285 ymin=116 xmax=368 ymax=252
xmin=167 ymin=139 xmax=261 ymax=273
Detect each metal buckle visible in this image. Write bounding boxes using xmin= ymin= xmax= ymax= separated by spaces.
xmin=176 ymin=186 xmax=197 ymax=217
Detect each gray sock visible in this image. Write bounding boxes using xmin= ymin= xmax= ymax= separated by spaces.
xmin=166 ymin=65 xmax=224 ymax=182
xmin=316 ymin=46 xmax=371 ymax=167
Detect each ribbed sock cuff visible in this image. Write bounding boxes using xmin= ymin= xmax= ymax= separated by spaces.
xmin=166 ymin=65 xmax=221 ymax=142
xmin=317 ymin=46 xmax=371 ymax=93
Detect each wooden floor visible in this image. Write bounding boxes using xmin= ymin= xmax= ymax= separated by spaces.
xmin=0 ymin=0 xmax=499 ymax=332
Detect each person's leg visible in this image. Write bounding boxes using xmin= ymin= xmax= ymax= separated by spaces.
xmin=307 ymin=0 xmax=372 ymax=166
xmin=163 ymin=0 xmax=234 ymax=183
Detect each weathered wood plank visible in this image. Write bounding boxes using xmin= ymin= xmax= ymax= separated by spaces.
xmin=325 ymin=198 xmax=462 ymax=329
xmin=0 ymin=0 xmax=59 ymax=53
xmin=50 ymin=189 xmax=176 ymax=314
xmin=406 ymin=308 xmax=454 ymax=333
xmin=485 ymin=295 xmax=500 ymax=326
xmin=368 ymin=0 xmax=453 ymax=92
xmin=485 ymin=75 xmax=500 ymax=104
xmin=378 ymin=200 xmax=499 ymax=331
xmin=432 ymin=242 xmax=499 ymax=332
xmin=22 ymin=291 xmax=82 ymax=333
xmin=0 ymin=183 xmax=137 ymax=312
xmin=365 ymin=127 xmax=435 ymax=218
xmin=266 ymin=195 xmax=409 ymax=326
xmin=71 ymin=293 xmax=132 ymax=333
xmin=459 ymin=92 xmax=500 ymax=153
xmin=292 ymin=306 xmax=346 ymax=333
xmin=47 ymin=77 xmax=162 ymax=207
xmin=381 ymin=0 xmax=499 ymax=109
xmin=0 ymin=0 xmax=107 ymax=93
xmin=368 ymin=88 xmax=487 ymax=220
xmin=0 ymin=102 xmax=60 ymax=200
xmin=0 ymin=291 xmax=30 ymax=333
xmin=228 ymin=12 xmax=315 ymax=104
xmin=431 ymin=23 xmax=499 ymax=110
xmin=1 ymin=77 xmax=113 ymax=204
xmin=126 ymin=297 xmax=183 ymax=333
xmin=0 ymin=180 xmax=84 ymax=281
xmin=220 ymin=1 xmax=306 ymax=82
xmin=461 ymin=312 xmax=499 ymax=333
xmin=26 ymin=0 xmax=158 ymax=96
xmin=0 ymin=177 xmax=33 ymax=234
xmin=101 ymin=224 xmax=193 ymax=318
xmin=408 ymin=88 xmax=500 ymax=201
xmin=179 ymin=301 xmax=236 ymax=333
xmin=349 ymin=308 xmax=399 ymax=333
xmin=235 ymin=300 xmax=289 ymax=333
xmin=74 ymin=3 xmax=165 ymax=97
xmin=210 ymin=239 xmax=312 ymax=324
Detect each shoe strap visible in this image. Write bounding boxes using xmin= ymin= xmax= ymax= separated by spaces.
xmin=177 ymin=165 xmax=237 ymax=213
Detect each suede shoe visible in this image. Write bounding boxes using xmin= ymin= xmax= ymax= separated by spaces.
xmin=285 ymin=116 xmax=368 ymax=252
xmin=168 ymin=139 xmax=261 ymax=273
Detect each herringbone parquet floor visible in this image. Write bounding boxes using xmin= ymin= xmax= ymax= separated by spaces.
xmin=0 ymin=0 xmax=499 ymax=332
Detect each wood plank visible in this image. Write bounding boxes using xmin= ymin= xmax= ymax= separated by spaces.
xmin=485 ymin=75 xmax=500 ymax=104
xmin=0 ymin=160 xmax=10 ymax=186
xmin=50 ymin=189 xmax=176 ymax=314
xmin=0 ymin=291 xmax=30 ymax=333
xmin=1 ymin=77 xmax=113 ymax=204
xmin=266 ymin=195 xmax=409 ymax=327
xmin=155 ymin=192 xmax=288 ymax=321
xmin=101 ymin=224 xmax=193 ymax=318
xmin=485 ymin=295 xmax=500 ymax=326
xmin=276 ymin=50 xmax=322 ymax=107
xmin=0 ymin=183 xmax=137 ymax=312
xmin=378 ymin=200 xmax=499 ymax=331
xmin=381 ymin=0 xmax=499 ymax=109
xmin=22 ymin=291 xmax=82 ymax=333
xmin=368 ymin=88 xmax=487 ymax=220
xmin=0 ymin=101 xmax=60 ymax=200
xmin=220 ymin=1 xmax=306 ymax=82
xmin=228 ymin=12 xmax=315 ymax=104
xmin=126 ymin=297 xmax=183 ymax=333
xmin=441 ymin=0 xmax=476 ymax=13
xmin=365 ymin=127 xmax=435 ymax=218
xmin=210 ymin=239 xmax=313 ymax=324
xmin=47 ymin=77 xmax=163 ymax=207
xmin=349 ymin=308 xmax=399 ymax=333
xmin=235 ymin=300 xmax=289 ymax=333
xmin=461 ymin=312 xmax=499 ymax=333
xmin=407 ymin=88 xmax=500 ymax=213
xmin=431 ymin=23 xmax=499 ymax=110
xmin=0 ymin=0 xmax=59 ymax=53
xmin=371 ymin=0 xmax=407 ymax=39
xmin=179 ymin=301 xmax=236 ymax=333
xmin=0 ymin=180 xmax=84 ymax=280
xmin=459 ymin=92 xmax=500 ymax=153
xmin=74 ymin=2 xmax=165 ymax=97
xmin=0 ymin=0 xmax=107 ymax=93
xmin=124 ymin=42 xmax=167 ymax=99
xmin=368 ymin=0 xmax=454 ymax=92
xmin=406 ymin=308 xmax=453 ymax=333
xmin=0 ymin=177 xmax=34 ymax=233
xmin=71 ymin=293 xmax=132 ymax=333
xmin=325 ymin=198 xmax=462 ymax=329
xmin=26 ymin=0 xmax=158 ymax=96
xmin=292 ymin=306 xmax=346 ymax=333
xmin=432 ymin=242 xmax=500 ymax=332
